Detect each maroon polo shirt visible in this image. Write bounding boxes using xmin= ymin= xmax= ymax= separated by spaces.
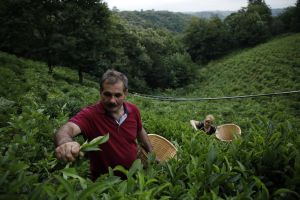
xmin=69 ymin=101 xmax=142 ymax=180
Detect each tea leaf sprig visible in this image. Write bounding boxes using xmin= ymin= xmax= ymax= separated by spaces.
xmin=80 ymin=134 xmax=109 ymax=152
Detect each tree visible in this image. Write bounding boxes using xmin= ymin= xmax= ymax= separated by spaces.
xmin=92 ymin=14 xmax=153 ymax=91
xmin=224 ymin=9 xmax=270 ymax=47
xmin=247 ymin=0 xmax=272 ymax=26
xmin=295 ymin=0 xmax=300 ymax=32
xmin=269 ymin=0 xmax=299 ymax=34
xmin=135 ymin=28 xmax=183 ymax=88
xmin=270 ymin=17 xmax=285 ymax=35
xmin=0 ymin=0 xmax=37 ymax=57
xmin=0 ymin=0 xmax=65 ymax=73
xmin=58 ymin=0 xmax=111 ymax=83
xmin=0 ymin=0 xmax=112 ymax=83
xmin=162 ymin=52 xmax=197 ymax=88
xmin=32 ymin=0 xmax=64 ymax=73
xmin=184 ymin=17 xmax=232 ymax=64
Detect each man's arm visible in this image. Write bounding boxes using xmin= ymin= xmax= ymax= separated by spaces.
xmin=55 ymin=122 xmax=82 ymax=162
xmin=137 ymin=127 xmax=153 ymax=153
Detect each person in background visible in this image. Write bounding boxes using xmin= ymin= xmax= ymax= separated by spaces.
xmin=190 ymin=114 xmax=216 ymax=135
xmin=55 ymin=69 xmax=153 ymax=181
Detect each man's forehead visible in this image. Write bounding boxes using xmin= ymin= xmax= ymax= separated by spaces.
xmin=102 ymin=80 xmax=124 ymax=88
xmin=101 ymin=80 xmax=127 ymax=93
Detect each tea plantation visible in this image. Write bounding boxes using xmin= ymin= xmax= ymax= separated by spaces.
xmin=0 ymin=34 xmax=299 ymax=199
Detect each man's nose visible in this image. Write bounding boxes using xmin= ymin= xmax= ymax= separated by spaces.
xmin=109 ymin=95 xmax=117 ymax=103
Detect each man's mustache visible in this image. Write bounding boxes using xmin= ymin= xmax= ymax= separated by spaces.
xmin=106 ymin=103 xmax=117 ymax=108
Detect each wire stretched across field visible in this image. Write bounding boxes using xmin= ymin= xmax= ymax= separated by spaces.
xmin=131 ymin=90 xmax=300 ymax=102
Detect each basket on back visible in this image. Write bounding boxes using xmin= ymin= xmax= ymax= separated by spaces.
xmin=137 ymin=134 xmax=177 ymax=166
xmin=215 ymin=124 xmax=241 ymax=142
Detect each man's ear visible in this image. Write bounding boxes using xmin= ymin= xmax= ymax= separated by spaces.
xmin=124 ymin=89 xmax=128 ymax=96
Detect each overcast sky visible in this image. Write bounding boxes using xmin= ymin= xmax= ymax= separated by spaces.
xmin=103 ymin=0 xmax=297 ymax=12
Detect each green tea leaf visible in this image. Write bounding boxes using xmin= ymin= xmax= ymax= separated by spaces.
xmin=113 ymin=165 xmax=128 ymax=176
xmin=273 ymin=188 xmax=300 ymax=199
xmin=128 ymin=159 xmax=142 ymax=178
xmin=81 ymin=147 xmax=101 ymax=152
xmin=89 ymin=134 xmax=109 ymax=145
xmin=54 ymin=175 xmax=76 ymax=199
xmin=253 ymin=176 xmax=269 ymax=199
xmin=80 ymin=134 xmax=109 ymax=152
xmin=61 ymin=167 xmax=87 ymax=189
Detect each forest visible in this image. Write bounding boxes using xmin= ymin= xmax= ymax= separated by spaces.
xmin=0 ymin=0 xmax=300 ymax=199
xmin=1 ymin=0 xmax=299 ymax=91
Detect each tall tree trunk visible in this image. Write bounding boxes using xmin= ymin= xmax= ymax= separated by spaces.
xmin=47 ymin=55 xmax=53 ymax=74
xmin=78 ymin=65 xmax=83 ymax=84
xmin=48 ymin=62 xmax=53 ymax=74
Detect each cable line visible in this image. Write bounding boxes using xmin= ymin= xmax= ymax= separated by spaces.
xmin=131 ymin=90 xmax=300 ymax=102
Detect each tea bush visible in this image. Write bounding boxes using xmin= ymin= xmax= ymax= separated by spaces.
xmin=0 ymin=34 xmax=299 ymax=199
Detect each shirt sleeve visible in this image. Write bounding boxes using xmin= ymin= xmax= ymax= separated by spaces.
xmin=69 ymin=107 xmax=94 ymax=138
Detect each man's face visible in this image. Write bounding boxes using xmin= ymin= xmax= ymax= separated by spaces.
xmin=100 ymin=80 xmax=127 ymax=113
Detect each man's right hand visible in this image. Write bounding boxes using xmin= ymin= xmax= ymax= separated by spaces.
xmin=55 ymin=141 xmax=81 ymax=162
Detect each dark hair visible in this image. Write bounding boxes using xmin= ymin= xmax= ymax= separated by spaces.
xmin=100 ymin=69 xmax=128 ymax=91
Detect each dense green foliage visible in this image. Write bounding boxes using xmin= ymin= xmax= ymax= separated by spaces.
xmin=1 ymin=33 xmax=300 ymax=199
xmin=0 ymin=0 xmax=298 ymax=90
xmin=274 ymin=0 xmax=300 ymax=33
xmin=115 ymin=10 xmax=193 ymax=33
xmin=184 ymin=17 xmax=232 ymax=64
xmin=184 ymin=0 xmax=300 ymax=64
xmin=0 ymin=0 xmax=197 ymax=90
xmin=98 ymin=15 xmax=197 ymax=91
xmin=184 ymin=0 xmax=273 ymax=64
xmin=117 ymin=9 xmax=285 ymax=30
xmin=224 ymin=2 xmax=271 ymax=47
xmin=173 ymin=34 xmax=300 ymax=98
xmin=0 ymin=0 xmax=111 ymax=82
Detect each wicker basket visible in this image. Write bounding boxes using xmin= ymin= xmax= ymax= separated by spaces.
xmin=137 ymin=134 xmax=177 ymax=166
xmin=215 ymin=124 xmax=241 ymax=142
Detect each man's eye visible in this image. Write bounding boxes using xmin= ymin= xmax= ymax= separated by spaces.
xmin=115 ymin=94 xmax=122 ymax=98
xmin=103 ymin=92 xmax=112 ymax=97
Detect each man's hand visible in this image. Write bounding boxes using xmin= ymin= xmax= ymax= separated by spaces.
xmin=55 ymin=141 xmax=81 ymax=162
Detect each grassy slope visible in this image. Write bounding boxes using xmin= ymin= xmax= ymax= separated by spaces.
xmin=1 ymin=33 xmax=300 ymax=198
xmin=2 ymin=34 xmax=299 ymax=133
xmin=167 ymin=33 xmax=300 ymax=97
xmin=196 ymin=34 xmax=300 ymax=96
xmin=1 ymin=34 xmax=299 ymax=152
xmin=150 ymin=33 xmax=300 ymax=134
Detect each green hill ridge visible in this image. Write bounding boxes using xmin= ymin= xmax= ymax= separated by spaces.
xmin=171 ymin=33 xmax=300 ymax=97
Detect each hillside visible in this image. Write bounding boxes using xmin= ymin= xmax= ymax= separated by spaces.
xmin=115 ymin=9 xmax=286 ymax=33
xmin=0 ymin=34 xmax=300 ymax=199
xmin=185 ymin=8 xmax=285 ymax=19
xmin=271 ymin=8 xmax=286 ymax=16
xmin=180 ymin=33 xmax=300 ymax=96
xmin=116 ymin=10 xmax=193 ymax=33
xmin=161 ymin=33 xmax=300 ymax=129
xmin=184 ymin=10 xmax=234 ymax=20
